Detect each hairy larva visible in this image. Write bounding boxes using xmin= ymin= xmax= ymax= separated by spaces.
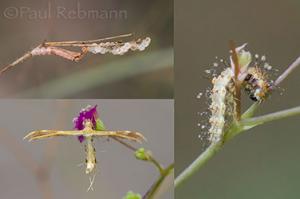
xmin=200 ymin=43 xmax=275 ymax=143
xmin=208 ymin=68 xmax=236 ymax=143
xmin=242 ymin=67 xmax=271 ymax=102
xmin=232 ymin=44 xmax=273 ymax=102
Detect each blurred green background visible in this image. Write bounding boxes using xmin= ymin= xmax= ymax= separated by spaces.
xmin=176 ymin=0 xmax=300 ymax=198
xmin=0 ymin=100 xmax=173 ymax=199
xmin=0 ymin=0 xmax=173 ymax=98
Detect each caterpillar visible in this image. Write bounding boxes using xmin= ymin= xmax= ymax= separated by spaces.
xmin=206 ymin=43 xmax=273 ymax=143
xmin=208 ymin=68 xmax=236 ymax=143
xmin=242 ymin=67 xmax=271 ymax=102
xmin=234 ymin=44 xmax=273 ymax=102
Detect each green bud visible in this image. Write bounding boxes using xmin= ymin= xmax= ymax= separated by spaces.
xmin=238 ymin=49 xmax=252 ymax=71
xmin=95 ymin=119 xmax=106 ymax=131
xmin=135 ymin=148 xmax=151 ymax=161
xmin=123 ymin=191 xmax=141 ymax=199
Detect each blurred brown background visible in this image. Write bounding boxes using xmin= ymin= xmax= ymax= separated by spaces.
xmin=0 ymin=99 xmax=173 ymax=199
xmin=176 ymin=0 xmax=300 ymax=198
xmin=0 ymin=0 xmax=173 ymax=98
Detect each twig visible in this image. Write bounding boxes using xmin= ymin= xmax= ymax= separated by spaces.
xmin=241 ymin=106 xmax=300 ymax=127
xmin=143 ymin=163 xmax=174 ymax=199
xmin=274 ymin=56 xmax=300 ymax=86
xmin=174 ymin=141 xmax=222 ymax=188
xmin=241 ymin=102 xmax=259 ymax=119
xmin=113 ymin=137 xmax=172 ymax=199
xmin=112 ymin=137 xmax=164 ymax=174
xmin=148 ymin=155 xmax=164 ymax=175
xmin=112 ymin=137 xmax=137 ymax=151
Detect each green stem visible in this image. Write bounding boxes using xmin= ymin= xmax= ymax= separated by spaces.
xmin=174 ymin=105 xmax=300 ymax=189
xmin=241 ymin=102 xmax=259 ymax=119
xmin=241 ymin=106 xmax=300 ymax=127
xmin=174 ymin=104 xmax=255 ymax=188
xmin=148 ymin=155 xmax=164 ymax=175
xmin=143 ymin=163 xmax=174 ymax=199
xmin=174 ymin=53 xmax=300 ymax=192
xmin=175 ymin=141 xmax=223 ymax=188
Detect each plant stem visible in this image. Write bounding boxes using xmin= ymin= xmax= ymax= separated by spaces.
xmin=274 ymin=55 xmax=300 ymax=86
xmin=148 ymin=155 xmax=164 ymax=175
xmin=241 ymin=102 xmax=259 ymax=119
xmin=143 ymin=163 xmax=174 ymax=199
xmin=241 ymin=106 xmax=300 ymax=127
xmin=112 ymin=137 xmax=138 ymax=151
xmin=174 ymin=103 xmax=256 ymax=188
xmin=175 ymin=141 xmax=223 ymax=188
xmin=113 ymin=137 xmax=172 ymax=198
xmin=175 ymin=105 xmax=300 ymax=189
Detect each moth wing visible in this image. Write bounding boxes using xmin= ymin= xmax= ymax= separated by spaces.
xmin=90 ymin=131 xmax=146 ymax=143
xmin=24 ymin=130 xmax=84 ymax=141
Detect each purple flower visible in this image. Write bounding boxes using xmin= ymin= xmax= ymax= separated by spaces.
xmin=73 ymin=105 xmax=98 ymax=143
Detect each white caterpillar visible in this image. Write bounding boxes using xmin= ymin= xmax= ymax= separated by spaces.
xmin=208 ymin=68 xmax=236 ymax=143
xmin=206 ymin=43 xmax=274 ymax=143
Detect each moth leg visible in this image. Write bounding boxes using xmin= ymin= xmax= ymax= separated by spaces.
xmin=74 ymin=47 xmax=88 ymax=62
xmin=87 ymin=173 xmax=96 ymax=192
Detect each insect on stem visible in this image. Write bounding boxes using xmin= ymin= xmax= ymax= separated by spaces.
xmin=229 ymin=40 xmax=241 ymax=120
xmin=0 ymin=33 xmax=150 ymax=76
